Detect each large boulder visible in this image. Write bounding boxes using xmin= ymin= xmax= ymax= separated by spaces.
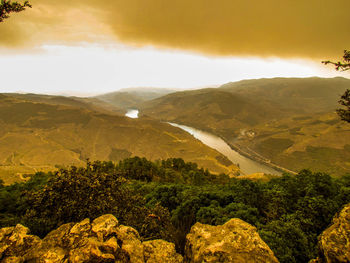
xmin=0 ymin=214 xmax=183 ymax=263
xmin=311 ymin=204 xmax=350 ymax=263
xmin=185 ymin=218 xmax=279 ymax=263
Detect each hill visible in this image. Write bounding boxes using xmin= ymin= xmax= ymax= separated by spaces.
xmin=5 ymin=93 xmax=124 ymax=115
xmin=141 ymin=77 xmax=350 ymax=176
xmin=0 ymin=94 xmax=238 ymax=184
xmin=220 ymin=77 xmax=350 ymax=114
xmin=96 ymin=87 xmax=177 ymax=110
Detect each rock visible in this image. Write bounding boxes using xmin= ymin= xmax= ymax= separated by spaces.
xmin=143 ymin=239 xmax=183 ymax=263
xmin=69 ymin=238 xmax=115 ymax=263
xmin=70 ymin=218 xmax=91 ymax=235
xmin=311 ymin=204 xmax=350 ymax=263
xmin=42 ymin=222 xmax=75 ymax=248
xmin=0 ymin=224 xmax=41 ymax=259
xmin=0 ymin=214 xmax=182 ymax=263
xmin=116 ymin=225 xmax=144 ymax=263
xmin=2 ymin=256 xmax=24 ymax=263
xmin=184 ymin=218 xmax=279 ymax=263
xmin=0 ymin=215 xmax=279 ymax=263
xmin=91 ymin=214 xmax=119 ymax=241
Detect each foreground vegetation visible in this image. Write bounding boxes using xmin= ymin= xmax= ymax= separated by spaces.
xmin=1 ymin=157 xmax=350 ymax=263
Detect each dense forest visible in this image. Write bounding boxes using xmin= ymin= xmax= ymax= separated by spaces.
xmin=1 ymin=157 xmax=350 ymax=263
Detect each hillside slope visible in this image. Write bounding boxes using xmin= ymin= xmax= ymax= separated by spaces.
xmin=0 ymin=94 xmax=238 ymax=184
xmin=141 ymin=77 xmax=350 ymax=176
xmin=96 ymin=87 xmax=177 ymax=110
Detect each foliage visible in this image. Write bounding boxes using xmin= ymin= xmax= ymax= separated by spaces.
xmin=323 ymin=50 xmax=350 ymax=123
xmin=0 ymin=172 xmax=50 ymax=227
xmin=21 ymin=161 xmax=174 ymax=240
xmin=337 ymin=89 xmax=350 ymax=123
xmin=0 ymin=0 xmax=31 ymax=22
xmin=1 ymin=157 xmax=349 ymax=263
xmin=323 ymin=50 xmax=350 ymax=71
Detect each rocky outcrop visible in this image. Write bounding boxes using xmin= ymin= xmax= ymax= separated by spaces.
xmin=184 ymin=218 xmax=279 ymax=263
xmin=311 ymin=204 xmax=350 ymax=263
xmin=0 ymin=214 xmax=182 ymax=263
xmin=0 ymin=215 xmax=279 ymax=263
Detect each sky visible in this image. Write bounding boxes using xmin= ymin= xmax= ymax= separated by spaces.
xmin=0 ymin=0 xmax=349 ymax=96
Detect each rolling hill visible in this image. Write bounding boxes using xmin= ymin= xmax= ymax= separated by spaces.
xmin=95 ymin=87 xmax=177 ymax=111
xmin=0 ymin=94 xmax=238 ymax=184
xmin=141 ymin=77 xmax=350 ymax=176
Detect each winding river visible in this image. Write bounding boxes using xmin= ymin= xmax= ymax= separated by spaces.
xmin=126 ymin=109 xmax=281 ymax=175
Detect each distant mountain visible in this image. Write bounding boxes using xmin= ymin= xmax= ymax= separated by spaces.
xmin=118 ymin=87 xmax=178 ymax=100
xmin=5 ymin=93 xmax=124 ymax=115
xmin=141 ymin=77 xmax=350 ymax=176
xmin=0 ymin=94 xmax=238 ymax=184
xmin=96 ymin=87 xmax=178 ymax=110
xmin=220 ymin=77 xmax=350 ymax=114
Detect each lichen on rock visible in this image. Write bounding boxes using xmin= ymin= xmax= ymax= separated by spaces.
xmin=0 ymin=215 xmax=282 ymax=263
xmin=184 ymin=218 xmax=279 ymax=263
xmin=0 ymin=214 xmax=183 ymax=263
xmin=311 ymin=204 xmax=350 ymax=263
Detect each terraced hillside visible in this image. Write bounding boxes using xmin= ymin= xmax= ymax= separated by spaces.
xmin=0 ymin=94 xmax=238 ymax=184
xmin=141 ymin=77 xmax=350 ymax=176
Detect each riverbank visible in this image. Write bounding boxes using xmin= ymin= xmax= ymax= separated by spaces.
xmin=137 ymin=112 xmax=295 ymax=175
xmin=167 ymin=122 xmax=284 ymax=175
xmin=225 ymin=140 xmax=297 ymax=175
xmin=169 ymin=121 xmax=296 ymax=175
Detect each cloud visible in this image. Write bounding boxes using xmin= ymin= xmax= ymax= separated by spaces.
xmin=0 ymin=0 xmax=349 ymax=59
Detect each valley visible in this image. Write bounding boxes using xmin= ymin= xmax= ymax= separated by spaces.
xmin=0 ymin=94 xmax=238 ymax=184
xmin=140 ymin=77 xmax=350 ymax=176
xmin=1 ymin=77 xmax=350 ymax=183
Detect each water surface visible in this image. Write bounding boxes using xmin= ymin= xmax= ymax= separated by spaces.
xmin=169 ymin=123 xmax=282 ymax=175
xmin=125 ymin=109 xmax=139 ymax=119
xmin=124 ymin=109 xmax=281 ymax=175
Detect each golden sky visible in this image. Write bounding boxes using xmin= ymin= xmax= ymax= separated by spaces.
xmin=1 ymin=0 xmax=349 ymax=58
xmin=0 ymin=0 xmax=348 ymax=94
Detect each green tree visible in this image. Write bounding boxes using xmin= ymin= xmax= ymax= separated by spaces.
xmin=0 ymin=0 xmax=31 ymax=22
xmin=22 ymin=161 xmax=173 ymax=240
xmin=323 ymin=50 xmax=350 ymax=123
xmin=337 ymin=89 xmax=350 ymax=123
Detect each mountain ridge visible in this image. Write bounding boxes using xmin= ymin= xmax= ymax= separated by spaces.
xmin=140 ymin=77 xmax=350 ymax=176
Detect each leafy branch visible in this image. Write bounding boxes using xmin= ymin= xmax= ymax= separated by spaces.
xmin=0 ymin=0 xmax=31 ymax=22
xmin=322 ymin=50 xmax=350 ymax=71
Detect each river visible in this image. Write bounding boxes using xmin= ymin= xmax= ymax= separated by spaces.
xmin=125 ymin=109 xmax=139 ymax=118
xmin=126 ymin=109 xmax=281 ymax=175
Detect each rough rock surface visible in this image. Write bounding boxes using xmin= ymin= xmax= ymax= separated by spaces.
xmin=185 ymin=218 xmax=279 ymax=263
xmin=0 ymin=214 xmax=183 ymax=263
xmin=0 ymin=215 xmax=280 ymax=263
xmin=311 ymin=204 xmax=350 ymax=263
xmin=143 ymin=240 xmax=183 ymax=263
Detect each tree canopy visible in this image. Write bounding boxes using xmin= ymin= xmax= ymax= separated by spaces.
xmin=1 ymin=157 xmax=350 ymax=263
xmin=0 ymin=0 xmax=31 ymax=22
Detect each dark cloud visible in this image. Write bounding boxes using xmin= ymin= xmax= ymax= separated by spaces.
xmin=0 ymin=0 xmax=348 ymax=59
